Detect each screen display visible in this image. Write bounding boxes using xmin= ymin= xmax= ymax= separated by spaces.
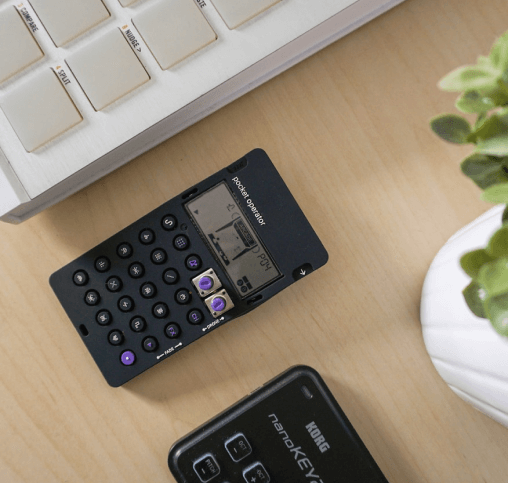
xmin=186 ymin=182 xmax=280 ymax=298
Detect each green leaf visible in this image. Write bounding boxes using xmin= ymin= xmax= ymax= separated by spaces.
xmin=478 ymin=257 xmax=508 ymax=296
xmin=462 ymin=281 xmax=487 ymax=318
xmin=476 ymin=133 xmax=508 ymax=156
xmin=438 ymin=64 xmax=500 ymax=93
xmin=481 ymin=87 xmax=508 ymax=107
xmin=487 ymin=226 xmax=508 ymax=257
xmin=460 ymin=249 xmax=495 ymax=279
xmin=462 ymin=76 xmax=508 ymax=106
xmin=485 ymin=293 xmax=508 ymax=336
xmin=460 ymin=154 xmax=508 ymax=189
xmin=503 ymin=205 xmax=508 ymax=224
xmin=477 ymin=55 xmax=491 ymax=67
xmin=430 ymin=114 xmax=471 ymax=144
xmin=497 ymin=107 xmax=508 ymax=125
xmin=474 ymin=113 xmax=488 ymax=131
xmin=489 ymin=31 xmax=508 ymax=71
xmin=482 ymin=183 xmax=508 ymax=204
xmin=467 ymin=114 xmax=508 ymax=144
xmin=456 ymin=91 xmax=496 ymax=113
xmin=502 ymin=70 xmax=508 ymax=87
xmin=497 ymin=77 xmax=508 ymax=96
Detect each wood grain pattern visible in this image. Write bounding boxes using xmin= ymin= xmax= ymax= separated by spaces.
xmin=2 ymin=0 xmax=508 ymax=481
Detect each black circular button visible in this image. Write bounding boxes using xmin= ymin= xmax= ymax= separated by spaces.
xmin=130 ymin=316 xmax=146 ymax=332
xmin=139 ymin=229 xmax=155 ymax=245
xmin=117 ymin=242 xmax=133 ymax=259
xmin=187 ymin=309 xmax=204 ymax=325
xmin=173 ymin=235 xmax=189 ymax=251
xmin=73 ymin=270 xmax=88 ymax=286
xmin=163 ymin=268 xmax=179 ymax=285
xmin=142 ymin=337 xmax=158 ymax=352
xmin=153 ymin=302 xmax=169 ymax=319
xmin=118 ymin=296 xmax=134 ymax=312
xmin=108 ymin=330 xmax=123 ymax=346
xmin=161 ymin=215 xmax=177 ymax=231
xmin=96 ymin=310 xmax=112 ymax=326
xmin=165 ymin=323 xmax=181 ymax=339
xmin=129 ymin=262 xmax=145 ymax=279
xmin=95 ymin=257 xmax=110 ymax=273
xmin=106 ymin=276 xmax=122 ymax=292
xmin=140 ymin=282 xmax=157 ymax=298
xmin=185 ymin=254 xmax=202 ymax=271
xmin=85 ymin=290 xmax=100 ymax=306
xmin=175 ymin=289 xmax=191 ymax=305
xmin=151 ymin=248 xmax=167 ymax=265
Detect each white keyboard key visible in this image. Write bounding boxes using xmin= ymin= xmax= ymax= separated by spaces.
xmin=29 ymin=0 xmax=110 ymax=46
xmin=119 ymin=0 xmax=138 ymax=6
xmin=210 ymin=0 xmax=281 ymax=29
xmin=1 ymin=70 xmax=82 ymax=152
xmin=0 ymin=7 xmax=44 ymax=84
xmin=133 ymin=0 xmax=217 ymax=70
xmin=66 ymin=29 xmax=150 ymax=111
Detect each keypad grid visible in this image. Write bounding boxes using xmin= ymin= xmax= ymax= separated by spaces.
xmin=50 ymin=203 xmax=235 ymax=387
xmin=192 ymin=433 xmax=270 ymax=483
xmin=0 ymin=0 xmax=281 ymax=152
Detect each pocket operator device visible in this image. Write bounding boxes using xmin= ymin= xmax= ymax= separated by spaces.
xmin=50 ymin=150 xmax=328 ymax=386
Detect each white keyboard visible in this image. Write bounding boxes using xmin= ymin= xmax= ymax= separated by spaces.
xmin=0 ymin=0 xmax=405 ymax=223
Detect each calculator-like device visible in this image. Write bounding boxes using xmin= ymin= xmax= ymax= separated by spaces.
xmin=50 ymin=150 xmax=328 ymax=387
xmin=168 ymin=365 xmax=389 ymax=482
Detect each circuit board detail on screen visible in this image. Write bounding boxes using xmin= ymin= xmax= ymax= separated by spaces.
xmin=50 ymin=149 xmax=328 ymax=387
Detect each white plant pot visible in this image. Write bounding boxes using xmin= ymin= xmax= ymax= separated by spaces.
xmin=421 ymin=205 xmax=508 ymax=428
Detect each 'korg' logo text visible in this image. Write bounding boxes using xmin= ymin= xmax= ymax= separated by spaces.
xmin=306 ymin=422 xmax=330 ymax=453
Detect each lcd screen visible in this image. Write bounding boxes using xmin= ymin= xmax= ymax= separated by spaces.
xmin=186 ymin=182 xmax=280 ymax=298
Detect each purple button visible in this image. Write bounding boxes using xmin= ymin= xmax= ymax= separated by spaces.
xmin=121 ymin=350 xmax=136 ymax=366
xmin=199 ymin=276 xmax=214 ymax=291
xmin=211 ymin=296 xmax=226 ymax=312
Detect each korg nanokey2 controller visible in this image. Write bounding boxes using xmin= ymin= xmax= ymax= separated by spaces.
xmin=50 ymin=150 xmax=328 ymax=386
xmin=168 ymin=366 xmax=389 ymax=482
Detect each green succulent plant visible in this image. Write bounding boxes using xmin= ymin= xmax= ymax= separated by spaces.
xmin=431 ymin=30 xmax=508 ymax=336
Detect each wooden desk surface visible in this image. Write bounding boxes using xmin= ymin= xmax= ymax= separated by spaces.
xmin=2 ymin=0 xmax=508 ymax=481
